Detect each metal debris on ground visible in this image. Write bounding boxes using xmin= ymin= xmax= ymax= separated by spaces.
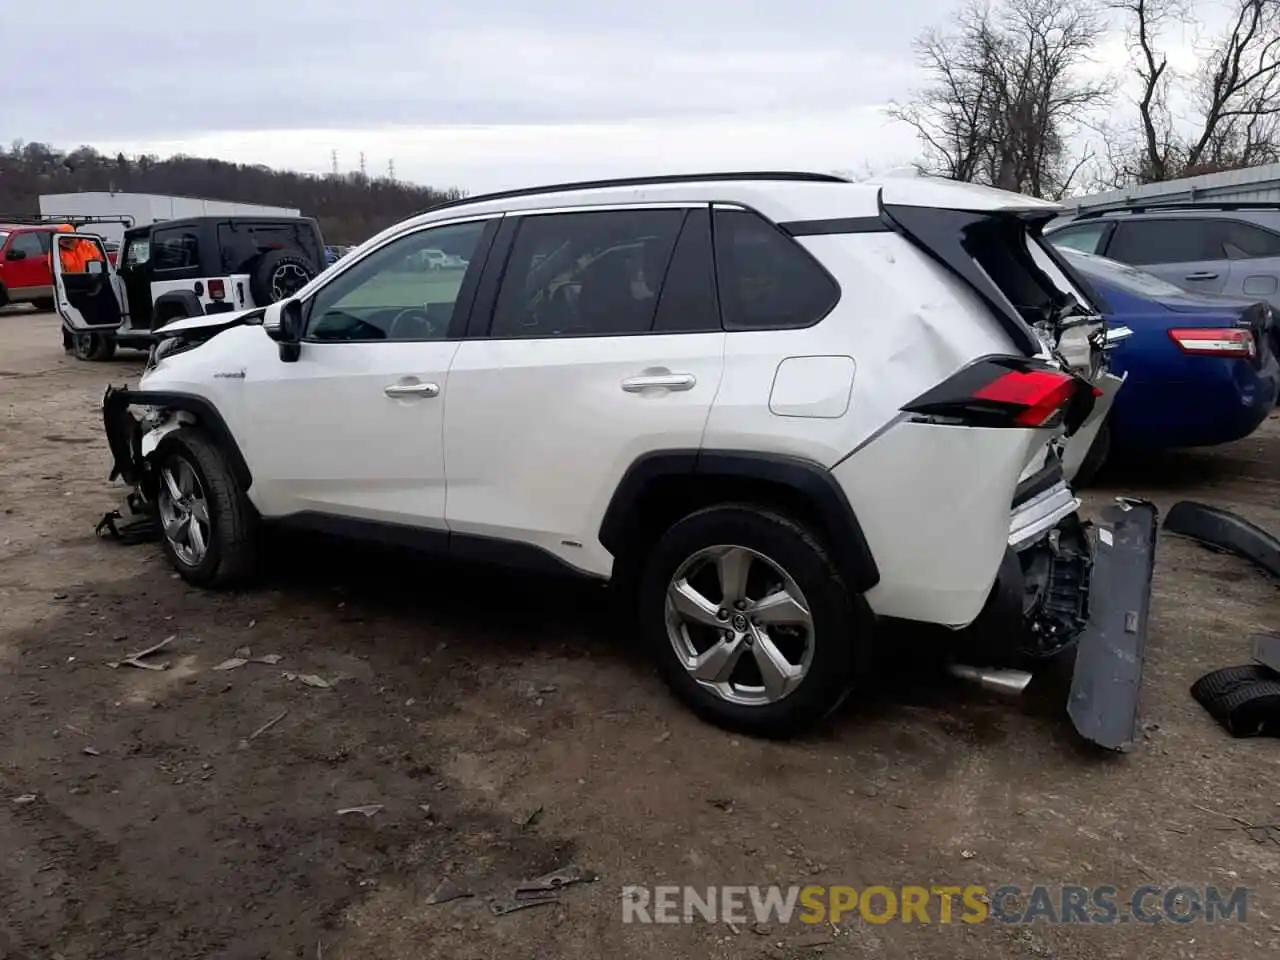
xmin=213 ymin=658 xmax=249 ymax=671
xmin=486 ymin=865 xmax=600 ymax=916
xmin=337 ymin=804 xmax=384 ymax=818
xmin=83 ymin=747 xmax=101 ymax=757
xmin=284 ymin=672 xmax=332 ymax=689
xmin=11 ymin=794 xmax=37 ymax=805
xmin=107 ymin=635 xmax=175 ymax=671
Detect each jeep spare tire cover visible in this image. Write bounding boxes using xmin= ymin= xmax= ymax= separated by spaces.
xmin=250 ymin=249 xmax=316 ymax=304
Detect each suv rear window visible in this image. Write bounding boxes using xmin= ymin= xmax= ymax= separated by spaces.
xmin=713 ymin=209 xmax=840 ymax=330
xmin=218 ymin=221 xmax=324 ymax=274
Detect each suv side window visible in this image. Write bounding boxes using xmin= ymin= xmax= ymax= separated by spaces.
xmin=9 ymin=231 xmax=45 ymax=258
xmin=1048 ymin=222 xmax=1110 ymax=255
xmin=306 ymin=219 xmax=490 ymax=342
xmin=122 ymin=238 xmax=151 ymax=268
xmin=151 ymin=228 xmax=200 ymax=271
xmin=489 ymin=209 xmax=684 ymax=339
xmin=713 ymin=208 xmax=839 ymax=330
xmin=652 ymin=208 xmax=720 ymax=333
xmin=1219 ymin=221 xmax=1280 ymax=259
xmin=1107 ymin=220 xmax=1216 ymax=264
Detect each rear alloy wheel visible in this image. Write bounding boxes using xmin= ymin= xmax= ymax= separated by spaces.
xmin=71 ymin=331 xmax=116 ymax=362
xmin=641 ymin=505 xmax=870 ymax=737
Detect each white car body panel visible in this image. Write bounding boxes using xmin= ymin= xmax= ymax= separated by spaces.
xmin=127 ymin=174 xmax=1111 ymax=636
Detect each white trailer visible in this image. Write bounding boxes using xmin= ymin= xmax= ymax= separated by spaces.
xmin=38 ymin=192 xmax=301 ymax=245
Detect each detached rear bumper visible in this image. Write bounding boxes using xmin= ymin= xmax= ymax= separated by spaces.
xmin=1067 ymin=498 xmax=1159 ymax=750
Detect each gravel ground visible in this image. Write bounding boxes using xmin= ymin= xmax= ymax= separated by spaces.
xmin=1 ymin=311 xmax=1278 ymax=960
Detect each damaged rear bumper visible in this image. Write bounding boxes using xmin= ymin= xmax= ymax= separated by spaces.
xmin=1066 ymin=498 xmax=1159 ymax=750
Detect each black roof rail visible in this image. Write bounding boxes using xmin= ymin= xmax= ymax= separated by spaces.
xmin=1070 ymin=200 xmax=1280 ymax=219
xmin=0 ymin=212 xmax=136 ymax=228
xmin=416 ymin=171 xmax=851 ymax=217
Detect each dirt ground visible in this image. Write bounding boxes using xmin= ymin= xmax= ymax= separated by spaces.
xmin=1 ymin=309 xmax=1278 ymax=960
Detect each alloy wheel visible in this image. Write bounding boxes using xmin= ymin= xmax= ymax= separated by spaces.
xmin=664 ymin=544 xmax=815 ymax=706
xmin=158 ymin=456 xmax=211 ymax=567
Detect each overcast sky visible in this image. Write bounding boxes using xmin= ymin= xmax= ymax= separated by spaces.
xmin=3 ymin=1 xmax=1209 ymax=193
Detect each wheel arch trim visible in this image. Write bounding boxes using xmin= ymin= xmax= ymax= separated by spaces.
xmin=599 ymin=449 xmax=881 ymax=593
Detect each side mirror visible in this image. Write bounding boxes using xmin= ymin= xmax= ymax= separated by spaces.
xmin=6 ymin=248 xmax=26 ymax=261
xmin=263 ymin=299 xmax=304 ymax=362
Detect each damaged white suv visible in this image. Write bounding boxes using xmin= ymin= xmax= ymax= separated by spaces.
xmin=95 ymin=172 xmax=1158 ymax=747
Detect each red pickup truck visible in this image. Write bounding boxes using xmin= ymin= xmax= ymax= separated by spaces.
xmin=0 ymin=223 xmax=119 ymax=312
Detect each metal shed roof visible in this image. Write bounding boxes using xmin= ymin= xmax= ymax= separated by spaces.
xmin=1064 ymin=162 xmax=1280 ymax=214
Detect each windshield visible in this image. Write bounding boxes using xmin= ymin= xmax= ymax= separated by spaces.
xmin=1059 ymin=248 xmax=1186 ymax=300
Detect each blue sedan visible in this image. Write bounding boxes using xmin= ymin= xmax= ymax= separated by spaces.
xmin=1056 ymin=248 xmax=1279 ymax=479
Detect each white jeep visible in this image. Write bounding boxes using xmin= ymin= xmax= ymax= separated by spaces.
xmin=93 ymin=172 xmax=1157 ymax=746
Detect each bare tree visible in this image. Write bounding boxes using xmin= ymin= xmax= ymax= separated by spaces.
xmin=890 ymin=0 xmax=1113 ymax=198
xmin=1110 ymin=0 xmax=1280 ymax=181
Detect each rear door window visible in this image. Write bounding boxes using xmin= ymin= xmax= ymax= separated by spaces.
xmin=712 ymin=208 xmax=839 ymax=330
xmin=151 ymin=228 xmax=200 ymax=271
xmin=488 ymin=209 xmax=684 ymax=338
xmin=1108 ymin=220 xmax=1216 ymax=264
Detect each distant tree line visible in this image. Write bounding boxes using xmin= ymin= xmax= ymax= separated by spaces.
xmin=0 ymin=141 xmax=464 ymax=245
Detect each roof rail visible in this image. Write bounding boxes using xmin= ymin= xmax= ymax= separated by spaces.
xmin=0 ymin=212 xmax=136 ymax=228
xmin=1071 ymin=200 xmax=1280 ymax=219
xmin=416 ymin=171 xmax=851 ymax=217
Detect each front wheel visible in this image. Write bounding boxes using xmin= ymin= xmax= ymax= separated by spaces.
xmin=155 ymin=429 xmax=261 ymax=588
xmin=639 ymin=504 xmax=872 ymax=738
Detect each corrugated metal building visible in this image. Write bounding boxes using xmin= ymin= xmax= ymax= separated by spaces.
xmin=38 ymin=192 xmax=301 ymax=245
xmin=1062 ymin=163 xmax=1280 ymax=217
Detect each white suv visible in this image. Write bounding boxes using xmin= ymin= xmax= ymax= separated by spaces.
xmin=99 ymin=172 xmax=1157 ymax=745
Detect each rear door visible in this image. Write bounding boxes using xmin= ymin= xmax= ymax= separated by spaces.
xmin=443 ymin=204 xmax=725 ymax=576
xmin=1104 ymin=218 xmax=1229 ymax=294
xmin=1217 ymin=219 xmax=1280 ymax=309
xmin=51 ymin=233 xmax=128 ymax=330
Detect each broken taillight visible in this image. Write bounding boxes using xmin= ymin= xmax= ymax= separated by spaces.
xmin=1168 ymin=327 xmax=1256 ymax=358
xmin=902 ymin=357 xmax=1091 ymax=431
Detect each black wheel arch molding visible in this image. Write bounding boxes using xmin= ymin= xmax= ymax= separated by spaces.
xmin=102 ymin=387 xmax=252 ymax=491
xmin=599 ymin=449 xmax=881 ymax=593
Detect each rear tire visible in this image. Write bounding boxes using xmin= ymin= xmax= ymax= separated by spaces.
xmin=71 ymin=331 xmax=116 ymax=362
xmin=249 ymin=249 xmax=316 ymax=305
xmin=32 ymin=297 xmax=55 ymax=313
xmin=154 ymin=428 xmax=261 ymax=588
xmin=639 ymin=504 xmax=872 ymax=738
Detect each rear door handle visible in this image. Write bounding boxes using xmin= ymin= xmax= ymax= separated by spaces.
xmin=384 ymin=381 xmax=440 ymax=398
xmin=1185 ymin=271 xmax=1219 ymax=281
xmin=621 ymin=373 xmax=697 ymax=393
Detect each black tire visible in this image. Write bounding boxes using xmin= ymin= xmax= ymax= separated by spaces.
xmin=71 ymin=331 xmax=116 ymax=362
xmin=154 ymin=428 xmax=261 ymax=588
xmin=1071 ymin=420 xmax=1110 ymax=488
xmin=639 ymin=504 xmax=872 ymax=738
xmin=31 ymin=297 xmax=55 ymax=312
xmin=1190 ymin=664 xmax=1275 ymax=705
xmin=249 ymin=249 xmax=316 ymax=305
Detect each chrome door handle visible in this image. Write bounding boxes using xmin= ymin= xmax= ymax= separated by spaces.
xmin=621 ymin=373 xmax=696 ymax=393
xmin=384 ymin=381 xmax=440 ymax=398
xmin=1185 ymin=271 xmax=1219 ymax=281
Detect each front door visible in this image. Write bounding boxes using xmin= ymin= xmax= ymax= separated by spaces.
xmin=50 ymin=233 xmax=128 ymax=330
xmin=444 ymin=205 xmax=726 ymax=576
xmin=2 ymin=231 xmax=51 ymax=297
xmin=238 ymin=216 xmax=498 ymax=528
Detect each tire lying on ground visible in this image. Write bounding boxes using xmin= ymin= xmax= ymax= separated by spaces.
xmin=249 ymin=249 xmax=317 ymax=305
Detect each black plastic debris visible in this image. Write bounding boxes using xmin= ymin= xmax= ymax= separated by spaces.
xmin=1163 ymin=501 xmax=1280 ymax=578
xmin=95 ymin=491 xmax=156 ymax=545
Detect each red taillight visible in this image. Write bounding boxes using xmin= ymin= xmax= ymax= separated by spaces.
xmin=973 ymin=369 xmax=1078 ymax=427
xmin=208 ymin=278 xmax=226 ymax=300
xmin=1168 ymin=327 xmax=1255 ymax=358
xmin=902 ymin=357 xmax=1092 ymax=432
